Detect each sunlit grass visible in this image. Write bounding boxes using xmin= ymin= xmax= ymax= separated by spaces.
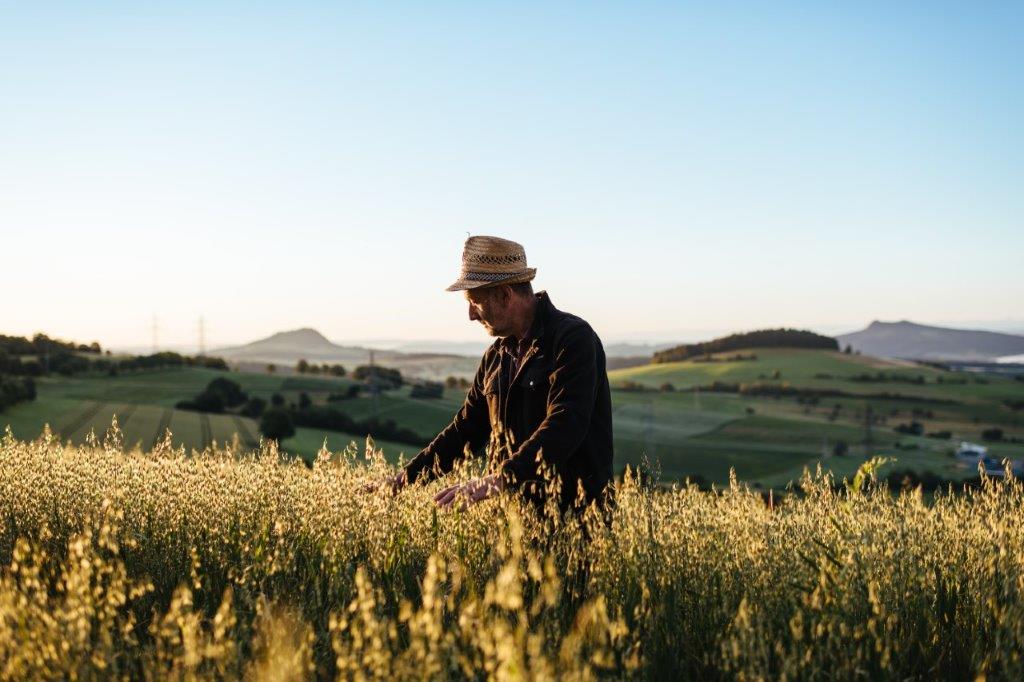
xmin=1 ymin=420 xmax=1023 ymax=679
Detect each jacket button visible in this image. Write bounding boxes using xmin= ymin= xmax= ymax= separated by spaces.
xmin=529 ymin=380 xmax=534 ymax=387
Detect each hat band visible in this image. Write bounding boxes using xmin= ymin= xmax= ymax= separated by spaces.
xmin=462 ymin=270 xmax=527 ymax=283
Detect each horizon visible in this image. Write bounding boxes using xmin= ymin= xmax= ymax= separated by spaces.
xmin=69 ymin=316 xmax=1024 ymax=357
xmin=3 ymin=3 xmax=1021 ymax=349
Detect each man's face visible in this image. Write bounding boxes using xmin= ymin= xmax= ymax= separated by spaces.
xmin=465 ymin=287 xmax=513 ymax=337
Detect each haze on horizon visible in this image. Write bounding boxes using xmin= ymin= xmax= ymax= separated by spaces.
xmin=2 ymin=3 xmax=1021 ymax=351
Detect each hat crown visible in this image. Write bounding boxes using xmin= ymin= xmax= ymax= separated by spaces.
xmin=445 ymin=234 xmax=537 ymax=291
xmin=462 ymin=236 xmax=528 ymax=273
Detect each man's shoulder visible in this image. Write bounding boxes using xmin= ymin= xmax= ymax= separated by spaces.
xmin=545 ymin=305 xmax=601 ymax=350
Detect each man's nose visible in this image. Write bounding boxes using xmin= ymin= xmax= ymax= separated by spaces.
xmin=468 ymin=302 xmax=479 ymax=321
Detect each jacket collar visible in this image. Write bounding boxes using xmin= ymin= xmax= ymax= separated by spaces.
xmin=500 ymin=290 xmax=552 ymax=354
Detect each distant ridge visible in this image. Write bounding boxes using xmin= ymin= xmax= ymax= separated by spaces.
xmin=212 ymin=328 xmax=478 ymax=380
xmin=214 ymin=328 xmax=381 ymax=363
xmin=836 ymin=321 xmax=1024 ymax=361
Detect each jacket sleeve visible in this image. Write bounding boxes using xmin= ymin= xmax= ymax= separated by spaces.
xmin=500 ymin=325 xmax=597 ymax=488
xmin=403 ymin=353 xmax=492 ymax=485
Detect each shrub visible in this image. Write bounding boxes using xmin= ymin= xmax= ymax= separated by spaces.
xmin=240 ymin=397 xmax=266 ymax=418
xmin=982 ymin=427 xmax=1004 ymax=442
xmin=895 ymin=421 xmax=924 ymax=436
xmin=410 ymin=382 xmax=444 ymax=399
xmin=259 ymin=407 xmax=295 ymax=442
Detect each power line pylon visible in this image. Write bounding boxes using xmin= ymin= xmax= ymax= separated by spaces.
xmin=198 ymin=316 xmax=206 ymax=356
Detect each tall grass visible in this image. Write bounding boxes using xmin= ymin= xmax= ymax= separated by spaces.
xmin=1 ymin=421 xmax=1022 ymax=679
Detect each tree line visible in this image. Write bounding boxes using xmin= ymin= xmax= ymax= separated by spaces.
xmin=175 ymin=377 xmax=425 ymax=447
xmin=0 ymin=333 xmax=227 ymax=378
xmin=652 ymin=328 xmax=839 ymax=364
xmin=296 ymin=359 xmax=347 ymax=377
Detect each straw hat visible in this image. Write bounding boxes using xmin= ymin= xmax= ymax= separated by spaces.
xmin=445 ymin=235 xmax=537 ymax=292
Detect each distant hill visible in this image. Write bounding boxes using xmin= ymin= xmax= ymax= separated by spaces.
xmin=214 ymin=328 xmax=385 ymax=364
xmin=836 ymin=321 xmax=1024 ymax=361
xmin=652 ymin=329 xmax=838 ymax=364
xmin=339 ymin=339 xmax=674 ymax=359
xmin=213 ymin=328 xmax=478 ymax=380
xmin=603 ymin=342 xmax=677 ymax=358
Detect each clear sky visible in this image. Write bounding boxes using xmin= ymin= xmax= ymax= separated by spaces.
xmin=2 ymin=2 xmax=1021 ymax=350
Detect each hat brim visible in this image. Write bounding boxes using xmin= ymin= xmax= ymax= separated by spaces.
xmin=445 ymin=268 xmax=536 ymax=292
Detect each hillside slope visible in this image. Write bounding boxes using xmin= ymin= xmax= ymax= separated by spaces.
xmin=837 ymin=321 xmax=1024 ymax=361
xmin=214 ymin=328 xmax=478 ymax=380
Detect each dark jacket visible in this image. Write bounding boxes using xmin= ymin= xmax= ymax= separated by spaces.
xmin=404 ymin=291 xmax=614 ymax=510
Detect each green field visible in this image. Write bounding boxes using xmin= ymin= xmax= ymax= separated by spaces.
xmin=3 ymin=349 xmax=1023 ymax=487
xmin=608 ymin=348 xmax=1024 ymax=485
xmin=0 ymin=367 xmax=420 ymax=463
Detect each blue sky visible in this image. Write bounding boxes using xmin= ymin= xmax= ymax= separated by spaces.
xmin=2 ymin=2 xmax=1021 ymax=349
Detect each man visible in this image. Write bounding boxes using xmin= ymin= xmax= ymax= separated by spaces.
xmin=379 ymin=235 xmax=614 ymax=513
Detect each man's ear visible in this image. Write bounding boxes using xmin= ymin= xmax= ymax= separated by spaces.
xmin=499 ymin=284 xmax=514 ymax=305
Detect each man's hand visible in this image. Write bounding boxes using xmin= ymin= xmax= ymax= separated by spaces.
xmin=433 ymin=473 xmax=505 ymax=510
xmin=360 ymin=469 xmax=408 ymax=496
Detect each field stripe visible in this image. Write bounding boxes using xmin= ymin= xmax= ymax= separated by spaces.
xmin=200 ymin=414 xmax=212 ymax=450
xmin=118 ymin=404 xmax=138 ymax=430
xmin=152 ymin=408 xmax=173 ymax=449
xmin=58 ymin=401 xmax=103 ymax=441
xmin=231 ymin=415 xmax=259 ymax=450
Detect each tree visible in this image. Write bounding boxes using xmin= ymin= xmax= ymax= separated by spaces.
xmin=205 ymin=377 xmax=247 ymax=407
xmin=241 ymin=397 xmax=266 ymax=418
xmin=297 ymin=359 xmax=309 ymax=374
xmin=298 ymin=392 xmax=312 ymax=409
xmin=271 ymin=393 xmax=285 ymax=407
xmin=259 ymin=408 xmax=295 ymax=442
xmin=352 ymin=365 xmax=403 ymax=389
xmin=266 ymin=364 xmax=276 ymax=374
xmin=659 ymin=382 xmax=675 ymax=393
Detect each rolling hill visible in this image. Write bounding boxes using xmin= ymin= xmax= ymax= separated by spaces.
xmin=837 ymin=320 xmax=1024 ymax=361
xmin=214 ymin=328 xmax=478 ymax=380
xmin=5 ymin=344 xmax=1023 ymax=490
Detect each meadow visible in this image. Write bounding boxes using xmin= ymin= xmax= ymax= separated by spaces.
xmin=2 ymin=348 xmax=1022 ymax=489
xmin=2 ymin=429 xmax=1024 ymax=679
xmin=0 ymin=367 xmax=420 ymax=464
